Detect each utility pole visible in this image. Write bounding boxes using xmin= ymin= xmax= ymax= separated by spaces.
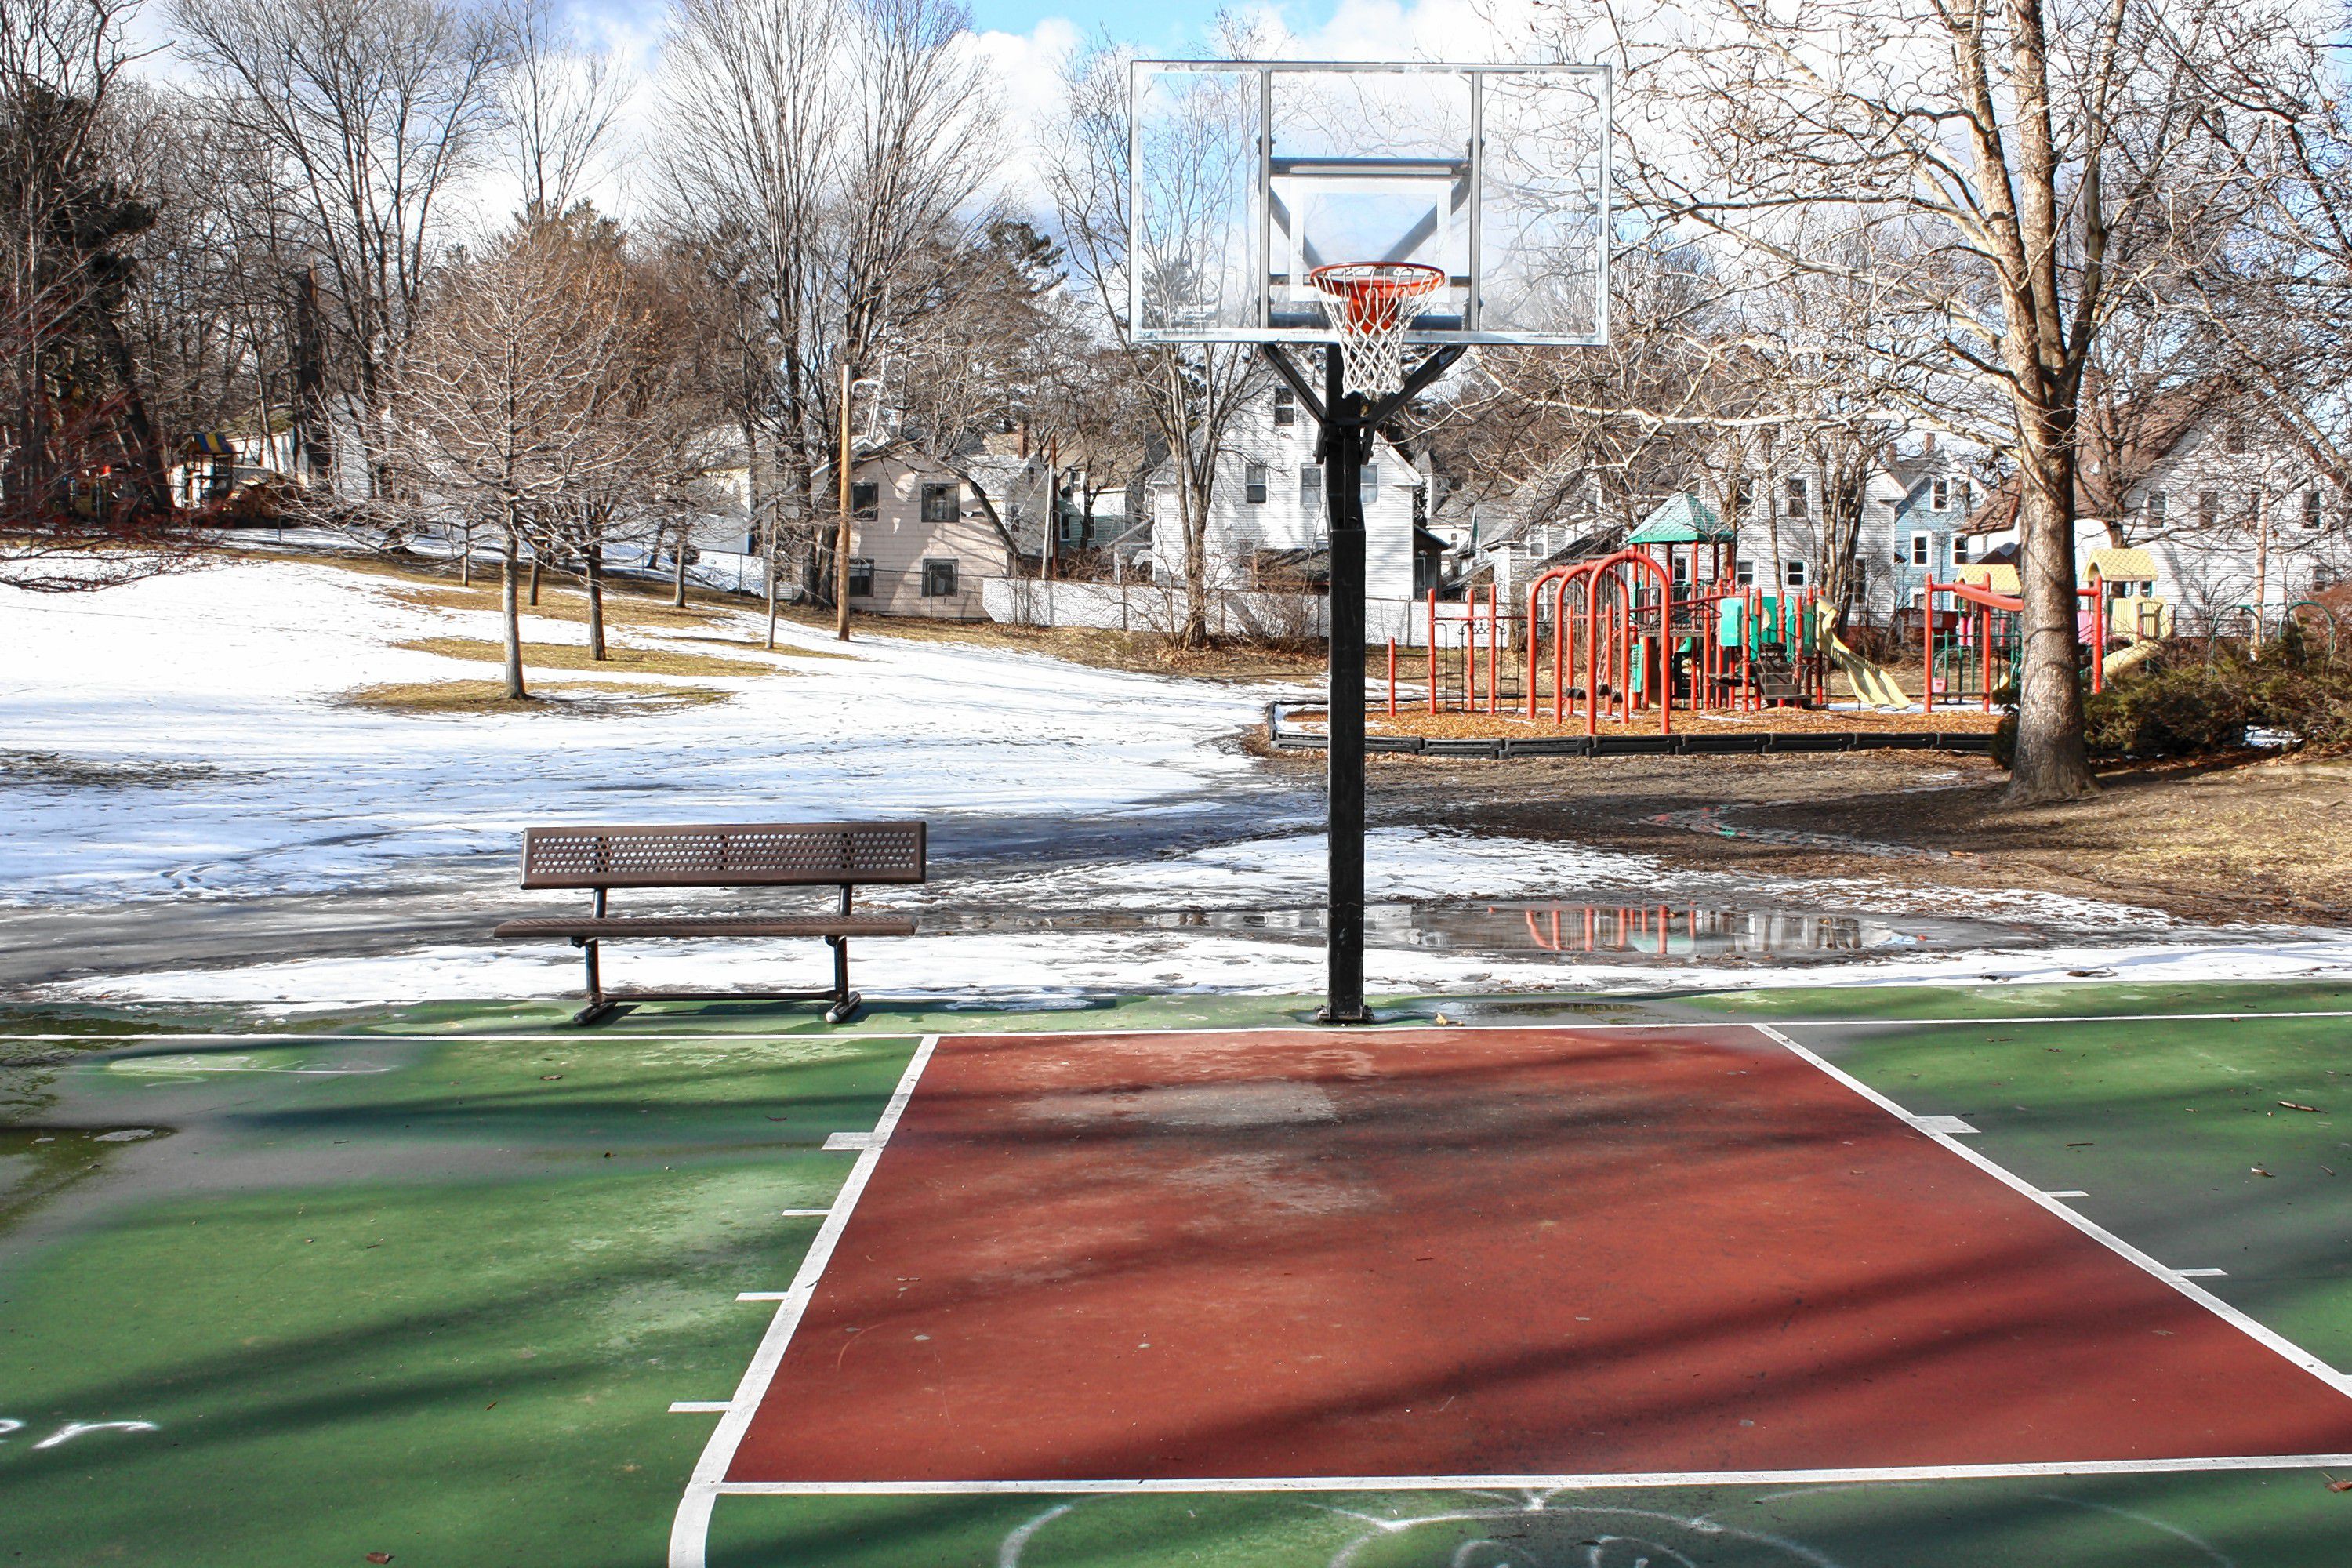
xmin=836 ymin=360 xmax=853 ymax=642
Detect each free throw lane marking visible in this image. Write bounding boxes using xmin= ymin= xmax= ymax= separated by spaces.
xmin=1753 ymin=1023 xmax=2349 ymax=1396
xmin=822 ymin=1131 xmax=877 ymax=1151
xmin=669 ymin=1034 xmax=942 ymax=1568
xmin=670 ymin=1403 xmax=730 ymax=1414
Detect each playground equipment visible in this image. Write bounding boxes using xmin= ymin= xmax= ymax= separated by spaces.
xmin=1382 ymin=554 xmax=1849 ymax=735
xmin=1818 ymin=619 xmax=1910 ymax=709
xmin=1922 ymin=569 xmax=2111 ymax=710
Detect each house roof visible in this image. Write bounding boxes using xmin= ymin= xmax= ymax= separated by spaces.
xmin=1961 ymin=385 xmax=2222 ymax=534
xmin=1627 ymin=492 xmax=1734 ymax=544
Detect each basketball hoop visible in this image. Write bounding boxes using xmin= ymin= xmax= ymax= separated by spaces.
xmin=1308 ymin=262 xmax=1446 ymax=397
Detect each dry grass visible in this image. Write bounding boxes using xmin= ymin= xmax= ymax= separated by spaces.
xmin=759 ymin=601 xmax=1348 ymax=681
xmin=397 ymin=635 xmax=789 ymax=679
xmin=336 ymin=679 xmax=732 ymax=717
xmin=677 ymin=634 xmax=857 ymax=662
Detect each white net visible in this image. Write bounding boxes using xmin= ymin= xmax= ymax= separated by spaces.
xmin=1309 ymin=263 xmax=1446 ymax=396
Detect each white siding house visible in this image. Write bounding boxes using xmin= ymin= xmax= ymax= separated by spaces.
xmin=1147 ymin=385 xmax=1431 ymax=604
xmin=1963 ymin=402 xmax=2350 ymax=629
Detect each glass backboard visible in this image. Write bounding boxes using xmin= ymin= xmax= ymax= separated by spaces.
xmin=1129 ymin=61 xmax=1610 ymax=347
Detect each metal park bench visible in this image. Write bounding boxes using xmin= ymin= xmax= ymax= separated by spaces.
xmin=491 ymin=821 xmax=925 ymax=1026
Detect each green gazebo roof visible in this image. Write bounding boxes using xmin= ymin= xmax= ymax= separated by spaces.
xmin=1627 ymin=492 xmax=1735 ymax=545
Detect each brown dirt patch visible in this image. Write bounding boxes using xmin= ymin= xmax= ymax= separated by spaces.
xmin=1250 ymin=740 xmax=2352 ymax=929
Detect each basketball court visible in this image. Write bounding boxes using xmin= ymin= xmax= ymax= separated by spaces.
xmin=674 ymin=1019 xmax=2352 ymax=1558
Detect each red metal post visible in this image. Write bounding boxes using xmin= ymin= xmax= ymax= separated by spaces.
xmin=1426 ymin=589 xmax=1438 ymax=716
xmin=1387 ymin=638 xmax=1396 ymax=716
xmin=1922 ymin=581 xmax=1936 ymax=713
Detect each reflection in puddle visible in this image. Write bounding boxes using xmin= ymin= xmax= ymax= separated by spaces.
xmin=932 ymin=900 xmax=1994 ymax=964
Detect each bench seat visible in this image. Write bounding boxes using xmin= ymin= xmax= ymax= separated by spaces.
xmin=492 ymin=915 xmax=917 ymax=940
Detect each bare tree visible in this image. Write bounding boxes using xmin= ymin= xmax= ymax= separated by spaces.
xmin=657 ymin=0 xmax=997 ymax=634
xmin=401 ymin=217 xmax=639 ymax=696
xmin=1586 ymin=0 xmax=2303 ymax=800
xmin=1045 ymin=36 xmax=1262 ymax=647
xmin=174 ymin=0 xmax=509 ymax=507
xmin=498 ymin=0 xmax=623 ymax=223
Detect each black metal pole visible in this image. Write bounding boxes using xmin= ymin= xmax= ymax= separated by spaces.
xmin=1320 ymin=344 xmax=1369 ymax=1024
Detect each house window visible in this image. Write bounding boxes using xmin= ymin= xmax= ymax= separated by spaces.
xmin=1299 ymin=464 xmax=1321 ymax=506
xmin=1361 ymin=462 xmax=1379 ymax=503
xmin=2198 ymin=490 xmax=2218 ymax=528
xmin=1735 ymin=477 xmax=1755 ymax=512
xmin=1671 ymin=553 xmax=1690 ymax=584
xmin=2147 ymin=489 xmax=2167 ymax=526
xmin=1784 ymin=557 xmax=1808 ymax=588
xmin=1734 ymin=557 xmax=1755 ymax=587
xmin=1245 ymin=462 xmax=1268 ymax=504
xmin=851 ymin=481 xmax=878 ymax=519
xmin=1784 ymin=477 xmax=1808 ymax=518
xmin=847 ymin=557 xmax=874 ymax=597
xmin=1931 ymin=478 xmax=1948 ymax=510
xmin=1951 ymin=534 xmax=1969 ymax=566
xmin=2304 ymin=489 xmax=2323 ymax=529
xmin=2226 ymin=423 xmax=2248 ymax=455
xmin=1909 ymin=533 xmax=1932 ymax=567
xmin=1273 ymin=383 xmax=1295 ymax=426
xmin=920 ymin=557 xmax=959 ymax=597
xmin=920 ymin=483 xmax=956 ymax=523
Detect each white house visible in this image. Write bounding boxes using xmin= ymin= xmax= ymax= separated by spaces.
xmin=1145 ymin=381 xmax=1438 ymax=605
xmin=1963 ymin=398 xmax=2350 ymax=630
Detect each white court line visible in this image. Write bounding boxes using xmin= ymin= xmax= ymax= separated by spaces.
xmin=779 ymin=1209 xmax=831 ymax=1218
xmin=1752 ymin=1023 xmax=2351 ymax=1399
xmin=706 ymin=1452 xmax=2352 ymax=1496
xmin=669 ymin=1402 xmax=730 ymax=1414
xmin=3 ymin=1007 xmax=2350 ymax=1047
xmin=2179 ymin=1268 xmax=2230 ymax=1278
xmin=668 ymin=1033 xmax=942 ymax=1568
xmin=2048 ymin=1190 xmax=2090 ymax=1199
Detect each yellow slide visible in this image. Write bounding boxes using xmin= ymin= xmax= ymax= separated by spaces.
xmin=1807 ymin=607 xmax=1910 ymax=708
xmin=2101 ymin=630 xmax=2160 ymax=681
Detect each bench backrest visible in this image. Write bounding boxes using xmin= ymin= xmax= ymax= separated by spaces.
xmin=518 ymin=822 xmax=926 ymax=890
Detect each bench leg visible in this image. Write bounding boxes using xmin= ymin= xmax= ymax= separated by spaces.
xmin=570 ymin=938 xmax=633 ymax=1027
xmin=823 ymin=935 xmax=861 ymax=1025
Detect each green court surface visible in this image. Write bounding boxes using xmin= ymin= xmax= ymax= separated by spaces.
xmin=3 ymin=982 xmax=2350 ymax=1566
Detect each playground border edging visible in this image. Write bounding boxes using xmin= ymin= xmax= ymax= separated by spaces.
xmin=1265 ymin=704 xmax=1996 ymax=760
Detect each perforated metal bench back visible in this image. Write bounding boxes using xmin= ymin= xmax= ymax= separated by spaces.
xmin=517 ymin=822 xmax=926 ymax=890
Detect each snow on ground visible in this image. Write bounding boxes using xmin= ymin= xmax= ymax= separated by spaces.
xmin=5 ymin=552 xmax=2344 ymax=1007
xmin=0 ymin=557 xmax=1277 ymax=906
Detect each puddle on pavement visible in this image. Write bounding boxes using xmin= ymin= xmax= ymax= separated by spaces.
xmin=927 ymin=900 xmax=2018 ymax=964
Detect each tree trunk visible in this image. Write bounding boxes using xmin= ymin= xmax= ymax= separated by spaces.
xmin=500 ymin=522 xmax=528 ymax=700
xmin=1179 ymin=471 xmax=1210 ymax=649
xmin=672 ymin=521 xmax=688 ymax=607
xmin=2006 ymin=466 xmax=2096 ymax=802
xmin=586 ymin=540 xmax=607 ymax=660
xmin=460 ymin=520 xmax=473 ymax=587
xmin=528 ymin=554 xmax=541 ymax=606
